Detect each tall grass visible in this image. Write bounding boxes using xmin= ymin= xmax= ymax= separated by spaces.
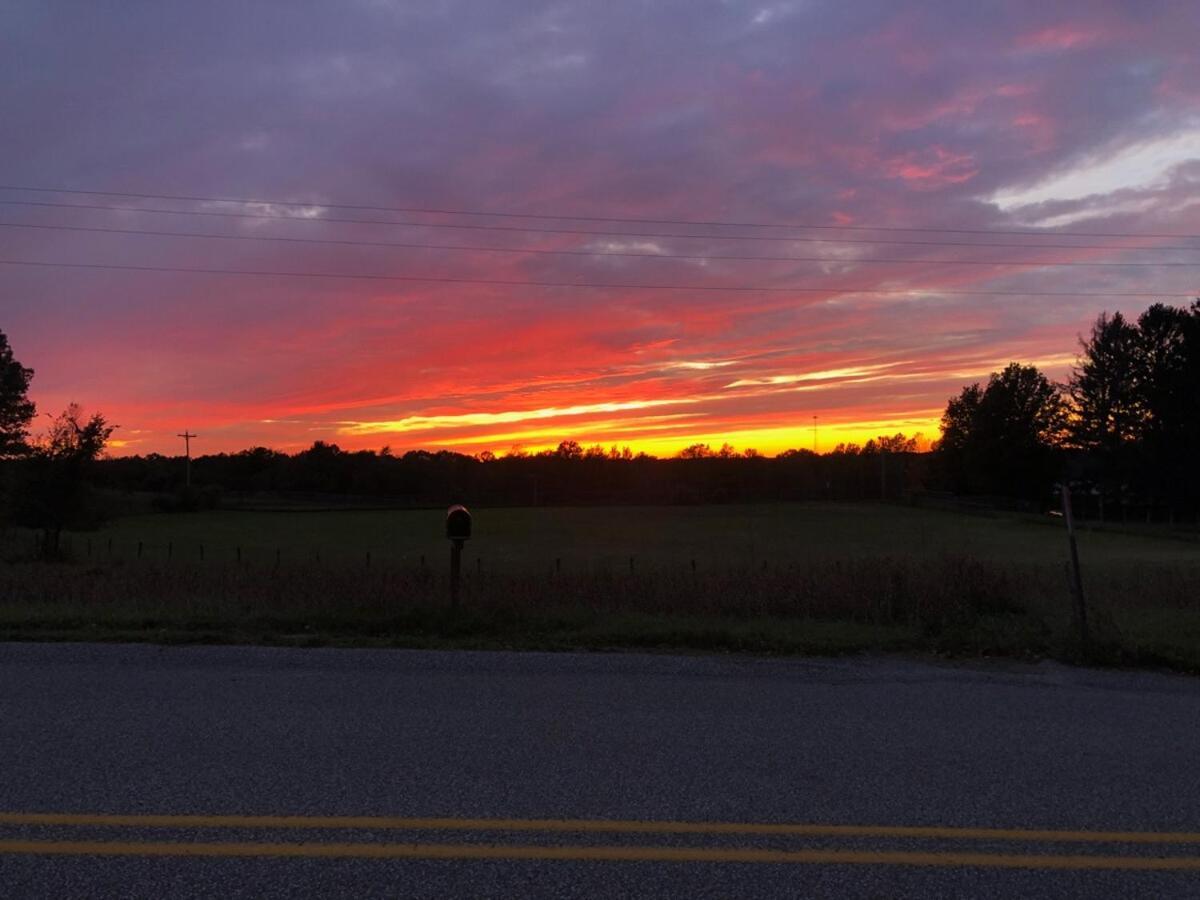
xmin=1 ymin=541 xmax=1198 ymax=668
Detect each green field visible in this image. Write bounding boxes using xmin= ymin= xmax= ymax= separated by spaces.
xmin=2 ymin=502 xmax=1198 ymax=669
xmin=78 ymin=502 xmax=1200 ymax=570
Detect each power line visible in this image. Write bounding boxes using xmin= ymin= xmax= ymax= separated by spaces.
xmin=3 ymin=221 xmax=1197 ymax=269
xmin=3 ymin=183 xmax=1198 ymax=241
xmin=3 ymin=199 xmax=1197 ymax=253
xmin=1 ymin=258 xmax=1192 ymax=298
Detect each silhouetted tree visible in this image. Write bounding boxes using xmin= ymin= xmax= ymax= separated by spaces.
xmin=1068 ymin=311 xmax=1143 ymax=515
xmin=935 ymin=383 xmax=981 ymax=493
xmin=0 ymin=329 xmax=35 ymax=460
xmin=10 ymin=404 xmax=115 ymax=557
xmin=1070 ymin=312 xmax=1143 ymax=449
xmin=555 ymin=440 xmax=583 ymax=460
xmin=936 ymin=364 xmax=1064 ymax=502
xmin=1065 ymin=302 xmax=1200 ymax=518
xmin=1136 ymin=301 xmax=1200 ymax=515
xmin=863 ymin=434 xmax=919 ymax=455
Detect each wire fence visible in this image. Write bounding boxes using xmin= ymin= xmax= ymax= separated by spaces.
xmin=3 ymin=529 xmax=751 ymax=579
xmin=2 ymin=527 xmax=1198 ymax=631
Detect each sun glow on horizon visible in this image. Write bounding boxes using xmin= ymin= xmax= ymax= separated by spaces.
xmin=435 ymin=416 xmax=943 ymax=458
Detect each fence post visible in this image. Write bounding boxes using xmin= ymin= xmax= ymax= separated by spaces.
xmin=1061 ymin=485 xmax=1089 ymax=655
xmin=137 ymin=541 xmax=143 ymax=560
xmin=450 ymin=540 xmax=463 ymax=610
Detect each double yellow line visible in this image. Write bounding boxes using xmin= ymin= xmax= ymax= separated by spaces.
xmin=2 ymin=813 xmax=1199 ymax=869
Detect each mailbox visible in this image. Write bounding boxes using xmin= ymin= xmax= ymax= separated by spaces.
xmin=446 ymin=504 xmax=472 ymax=541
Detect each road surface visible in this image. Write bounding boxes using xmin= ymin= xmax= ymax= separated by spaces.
xmin=0 ymin=643 xmax=1198 ymax=898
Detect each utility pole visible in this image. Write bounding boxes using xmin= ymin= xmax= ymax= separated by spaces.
xmin=177 ymin=431 xmax=197 ymax=488
xmin=812 ymin=416 xmax=818 ymax=454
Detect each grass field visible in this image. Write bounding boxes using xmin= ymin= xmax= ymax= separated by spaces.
xmin=2 ymin=502 xmax=1198 ymax=669
xmin=67 ymin=502 xmax=1200 ymax=569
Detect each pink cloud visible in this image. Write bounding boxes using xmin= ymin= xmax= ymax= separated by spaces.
xmin=882 ymin=146 xmax=979 ymax=188
xmin=1017 ymin=24 xmax=1107 ymax=51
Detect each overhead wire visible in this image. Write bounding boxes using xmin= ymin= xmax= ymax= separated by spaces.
xmin=2 ymin=184 xmax=1198 ymax=240
xmin=2 ymin=221 xmax=1196 ymax=268
xmin=1 ymin=259 xmax=1193 ymax=297
xmin=2 ymin=199 xmax=1197 ymax=253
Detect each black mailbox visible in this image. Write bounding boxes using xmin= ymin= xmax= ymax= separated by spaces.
xmin=446 ymin=504 xmax=472 ymax=541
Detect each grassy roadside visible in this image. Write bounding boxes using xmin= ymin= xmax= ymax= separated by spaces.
xmin=0 ymin=600 xmax=1195 ymax=673
xmin=1 ymin=502 xmax=1197 ymax=671
xmin=0 ymin=608 xmax=924 ymax=656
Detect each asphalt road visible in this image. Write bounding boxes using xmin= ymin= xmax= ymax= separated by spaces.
xmin=1 ymin=643 xmax=1198 ymax=898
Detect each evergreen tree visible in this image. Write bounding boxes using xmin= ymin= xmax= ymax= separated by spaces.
xmin=0 ymin=329 xmax=35 ymax=459
xmin=1068 ymin=311 xmax=1142 ymax=515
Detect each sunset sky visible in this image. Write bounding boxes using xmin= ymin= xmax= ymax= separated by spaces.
xmin=2 ymin=1 xmax=1198 ymax=457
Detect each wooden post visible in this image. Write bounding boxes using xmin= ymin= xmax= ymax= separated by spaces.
xmin=167 ymin=541 xmax=172 ymax=560
xmin=1061 ymin=485 xmax=1089 ymax=654
xmin=555 ymin=557 xmax=561 ymax=574
xmin=137 ymin=541 xmax=143 ymax=559
xmin=450 ymin=539 xmax=463 ymax=609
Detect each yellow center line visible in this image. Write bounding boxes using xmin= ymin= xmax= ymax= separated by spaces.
xmin=0 ymin=812 xmax=1198 ymax=845
xmin=0 ymin=839 xmax=1199 ymax=869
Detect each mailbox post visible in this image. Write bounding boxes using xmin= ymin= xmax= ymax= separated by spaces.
xmin=445 ymin=504 xmax=472 ymax=609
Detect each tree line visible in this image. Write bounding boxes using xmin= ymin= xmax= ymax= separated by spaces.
xmin=88 ymin=436 xmax=923 ymax=510
xmin=934 ymin=301 xmax=1200 ymax=520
